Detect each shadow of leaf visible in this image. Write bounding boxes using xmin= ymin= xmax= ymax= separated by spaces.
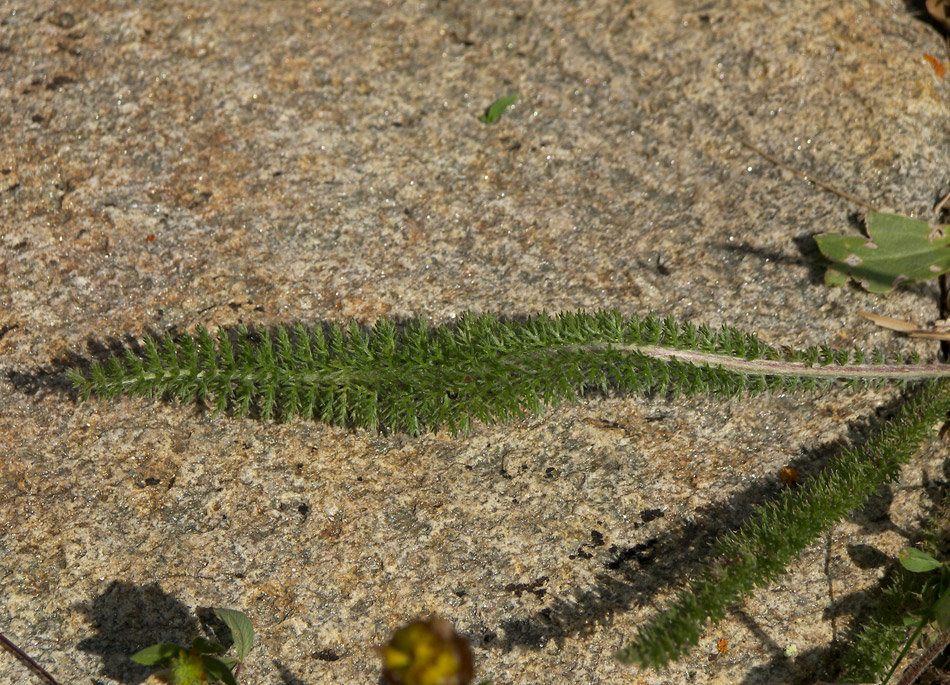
xmin=75 ymin=580 xmax=200 ymax=684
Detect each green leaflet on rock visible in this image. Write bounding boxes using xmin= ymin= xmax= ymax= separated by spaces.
xmin=478 ymin=94 xmax=518 ymax=124
xmin=213 ymin=608 xmax=254 ymax=661
xmin=816 ymin=212 xmax=950 ymax=293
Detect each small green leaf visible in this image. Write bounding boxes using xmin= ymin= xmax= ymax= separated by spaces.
xmin=815 ymin=212 xmax=950 ymax=293
xmin=201 ymin=655 xmax=238 ymax=685
xmin=899 ymin=547 xmax=943 ymax=573
xmin=479 ymin=94 xmax=519 ymax=124
xmin=129 ymin=643 xmax=182 ymax=666
xmin=191 ymin=636 xmax=226 ymax=655
xmin=214 ymin=608 xmax=255 ymax=661
xmin=935 ymin=589 xmax=950 ymax=631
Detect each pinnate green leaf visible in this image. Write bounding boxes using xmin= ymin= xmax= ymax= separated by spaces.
xmin=815 ymin=212 xmax=950 ymax=293
xmin=214 ymin=608 xmax=254 ymax=660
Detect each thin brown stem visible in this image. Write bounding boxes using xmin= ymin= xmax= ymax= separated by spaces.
xmin=895 ymin=625 xmax=950 ymax=685
xmin=936 ymin=188 xmax=950 ymax=215
xmin=730 ymin=134 xmax=879 ymax=212
xmin=0 ymin=631 xmax=64 ymax=685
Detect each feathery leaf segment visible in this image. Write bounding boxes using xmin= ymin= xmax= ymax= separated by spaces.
xmin=615 ymin=379 xmax=950 ymax=668
xmin=69 ymin=311 xmax=950 ymax=433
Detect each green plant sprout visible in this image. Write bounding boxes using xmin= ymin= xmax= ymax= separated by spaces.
xmin=853 ymin=547 xmax=950 ymax=685
xmin=130 ymin=608 xmax=255 ymax=685
xmin=478 ymin=94 xmax=518 ymax=124
xmin=816 ymin=212 xmax=950 ymax=294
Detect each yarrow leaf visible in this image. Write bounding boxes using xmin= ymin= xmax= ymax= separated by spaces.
xmin=69 ymin=311 xmax=950 ymax=434
xmin=616 ymin=379 xmax=950 ymax=668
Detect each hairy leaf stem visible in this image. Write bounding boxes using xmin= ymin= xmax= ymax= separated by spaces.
xmin=627 ymin=344 xmax=950 ymax=381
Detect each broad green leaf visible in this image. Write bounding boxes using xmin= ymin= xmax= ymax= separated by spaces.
xmin=129 ymin=643 xmax=182 ymax=666
xmin=214 ymin=608 xmax=255 ymax=660
xmin=815 ymin=212 xmax=950 ymax=293
xmin=898 ymin=547 xmax=943 ymax=573
xmin=191 ymin=636 xmax=226 ymax=655
xmin=201 ymin=655 xmax=238 ymax=685
xmin=478 ymin=94 xmax=519 ymax=124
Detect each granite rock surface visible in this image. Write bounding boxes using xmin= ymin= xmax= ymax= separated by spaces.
xmin=2 ymin=0 xmax=950 ymax=683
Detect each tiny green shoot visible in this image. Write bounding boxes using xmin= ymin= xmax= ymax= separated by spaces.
xmin=129 ymin=608 xmax=255 ymax=685
xmin=877 ymin=548 xmax=950 ymax=684
xmin=478 ymin=94 xmax=519 ymax=124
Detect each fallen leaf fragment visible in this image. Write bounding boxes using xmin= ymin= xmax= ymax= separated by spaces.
xmin=924 ymin=53 xmax=947 ymax=78
xmin=858 ymin=310 xmax=950 ymax=341
xmin=856 ymin=310 xmax=919 ymax=333
xmin=780 ymin=468 xmax=800 ymax=487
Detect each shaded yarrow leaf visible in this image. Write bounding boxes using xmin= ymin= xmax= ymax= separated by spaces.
xmin=616 ymin=379 xmax=950 ymax=668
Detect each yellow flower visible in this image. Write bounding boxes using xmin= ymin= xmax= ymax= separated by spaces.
xmin=381 ymin=617 xmax=474 ymax=685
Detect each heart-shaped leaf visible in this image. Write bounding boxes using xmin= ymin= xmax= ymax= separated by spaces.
xmin=815 ymin=212 xmax=950 ymax=293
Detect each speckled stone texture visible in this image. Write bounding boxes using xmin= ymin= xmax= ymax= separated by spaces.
xmin=2 ymin=1 xmax=950 ymax=683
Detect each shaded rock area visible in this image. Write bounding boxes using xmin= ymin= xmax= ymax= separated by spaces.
xmin=2 ymin=1 xmax=950 ymax=683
